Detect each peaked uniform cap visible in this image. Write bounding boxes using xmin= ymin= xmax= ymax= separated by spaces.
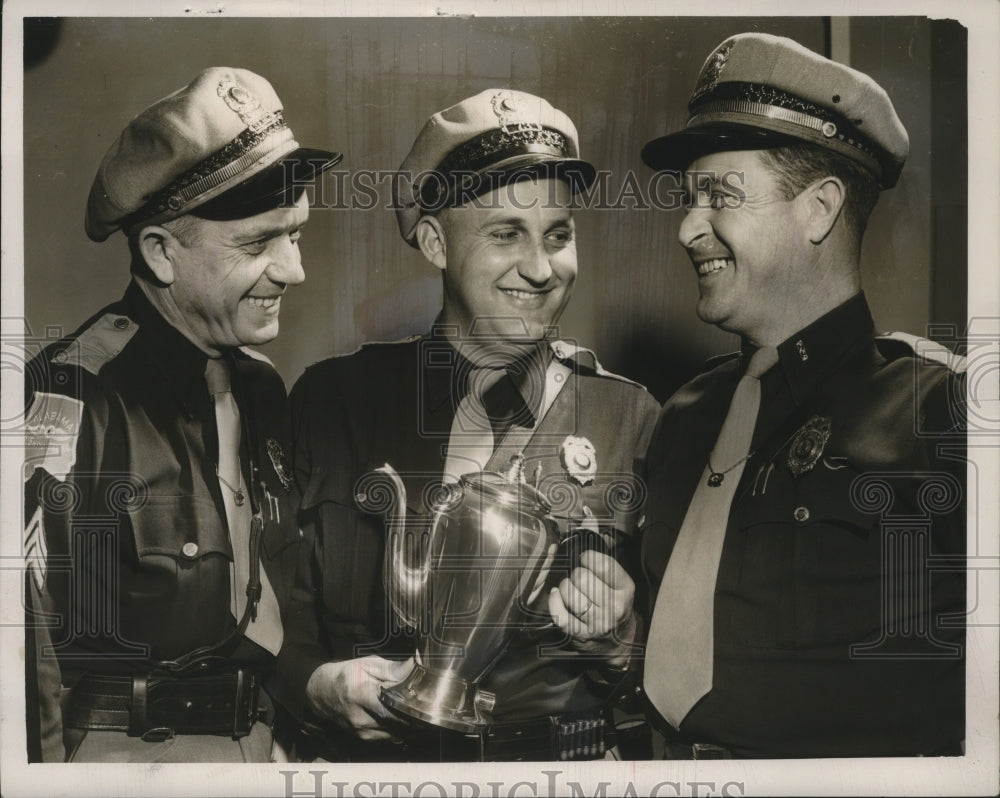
xmin=641 ymin=33 xmax=909 ymax=188
xmin=394 ymin=88 xmax=596 ymax=245
xmin=85 ymin=67 xmax=342 ymax=241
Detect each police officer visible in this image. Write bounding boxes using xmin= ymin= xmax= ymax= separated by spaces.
xmin=638 ymin=33 xmax=966 ymax=758
xmin=23 ymin=67 xmax=340 ymax=762
xmin=277 ymin=89 xmax=661 ymax=761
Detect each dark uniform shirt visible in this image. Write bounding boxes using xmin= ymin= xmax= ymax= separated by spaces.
xmin=641 ymin=293 xmax=966 ymax=758
xmin=23 ymin=281 xmax=301 ymax=761
xmin=276 ymin=333 xmax=661 ymax=754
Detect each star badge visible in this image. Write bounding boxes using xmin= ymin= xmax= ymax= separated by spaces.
xmin=786 ymin=416 xmax=832 ymax=478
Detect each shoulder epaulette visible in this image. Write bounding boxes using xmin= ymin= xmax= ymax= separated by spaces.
xmin=876 ymin=332 xmax=967 ymax=374
xmin=52 ymin=313 xmax=139 ymax=376
xmin=305 ymin=333 xmax=424 ymax=372
xmin=360 ymin=333 xmax=424 ymax=349
xmin=548 ymin=340 xmax=648 ymax=389
xmin=344 ymin=333 xmax=424 ymax=357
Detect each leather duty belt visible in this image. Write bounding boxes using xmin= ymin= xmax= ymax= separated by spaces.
xmin=64 ymin=669 xmax=261 ymax=740
xmin=297 ymin=709 xmax=611 ymax=762
xmin=662 ymin=740 xmax=733 ymax=760
xmin=482 ymin=711 xmax=609 ymax=761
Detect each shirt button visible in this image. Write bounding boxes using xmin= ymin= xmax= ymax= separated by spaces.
xmin=181 ymin=542 xmax=199 ymax=558
xmin=114 ymin=317 xmax=130 ymax=330
xmin=794 ymin=506 xmax=810 ymax=522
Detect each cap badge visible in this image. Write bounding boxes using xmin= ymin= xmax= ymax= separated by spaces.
xmin=693 ymin=38 xmax=735 ymax=102
xmin=266 ymin=437 xmax=293 ymax=492
xmin=218 ymin=79 xmax=277 ymax=134
xmin=560 ymin=435 xmax=597 ymax=486
xmin=491 ymin=90 xmax=541 ymax=137
xmin=786 ymin=416 xmax=832 ymax=478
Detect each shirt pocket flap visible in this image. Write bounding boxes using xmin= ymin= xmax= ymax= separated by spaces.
xmin=739 ymin=458 xmax=880 ymax=537
xmin=130 ymin=495 xmax=231 ymax=561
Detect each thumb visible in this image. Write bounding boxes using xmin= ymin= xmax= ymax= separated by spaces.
xmin=386 ymin=656 xmax=415 ymax=683
xmin=360 ymin=655 xmax=410 ymax=682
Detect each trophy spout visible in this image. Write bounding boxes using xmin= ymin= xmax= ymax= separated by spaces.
xmin=375 ymin=464 xmax=427 ymax=629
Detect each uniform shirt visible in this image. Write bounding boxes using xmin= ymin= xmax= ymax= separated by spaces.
xmin=23 ymin=281 xmax=301 ymax=761
xmin=277 ymin=333 xmax=661 ymax=736
xmin=641 ymin=293 xmax=966 ymax=758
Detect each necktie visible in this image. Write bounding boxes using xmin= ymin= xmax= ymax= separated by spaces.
xmin=205 ymin=357 xmax=283 ymax=655
xmin=442 ymin=366 xmax=507 ymax=483
xmin=644 ymin=346 xmax=779 ymax=728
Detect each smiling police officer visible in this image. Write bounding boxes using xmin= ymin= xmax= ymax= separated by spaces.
xmin=23 ymin=67 xmax=339 ymax=762
xmin=277 ymin=89 xmax=661 ymax=761
xmin=638 ymin=33 xmax=967 ymax=758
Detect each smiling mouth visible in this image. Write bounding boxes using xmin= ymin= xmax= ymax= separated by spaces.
xmin=500 ymin=288 xmax=550 ymax=300
xmin=696 ymin=258 xmax=734 ymax=276
xmin=246 ymin=296 xmax=281 ymax=309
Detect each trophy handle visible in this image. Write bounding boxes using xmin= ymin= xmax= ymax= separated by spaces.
xmin=379 ymin=465 xmax=464 ymax=629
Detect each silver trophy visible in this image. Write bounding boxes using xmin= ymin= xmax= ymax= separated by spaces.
xmin=373 ymin=455 xmax=558 ymax=732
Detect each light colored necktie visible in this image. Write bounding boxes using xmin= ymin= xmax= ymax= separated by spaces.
xmin=644 ymin=346 xmax=779 ymax=728
xmin=442 ymin=366 xmax=507 ymax=483
xmin=205 ymin=357 xmax=283 ymax=655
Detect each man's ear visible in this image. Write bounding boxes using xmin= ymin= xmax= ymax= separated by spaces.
xmin=137 ymin=226 xmax=177 ymax=285
xmin=804 ymin=176 xmax=846 ymax=244
xmin=415 ymin=215 xmax=447 ymax=271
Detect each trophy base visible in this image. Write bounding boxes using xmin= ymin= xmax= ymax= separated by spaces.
xmin=379 ymin=663 xmax=494 ymax=733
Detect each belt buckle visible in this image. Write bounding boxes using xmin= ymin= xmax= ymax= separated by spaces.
xmin=692 ymin=742 xmax=731 ymax=760
xmin=232 ymin=669 xmax=258 ymax=738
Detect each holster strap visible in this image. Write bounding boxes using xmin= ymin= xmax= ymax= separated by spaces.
xmin=129 ymin=675 xmax=148 ymax=737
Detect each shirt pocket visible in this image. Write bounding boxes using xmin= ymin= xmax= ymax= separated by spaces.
xmin=129 ymin=493 xmax=231 ymax=568
xmin=313 ymin=499 xmax=389 ymax=630
xmin=728 ymin=460 xmax=882 ymax=650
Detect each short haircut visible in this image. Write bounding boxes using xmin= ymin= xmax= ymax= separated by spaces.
xmin=128 ymin=214 xmax=202 ymax=280
xmin=757 ymin=143 xmax=880 ymax=241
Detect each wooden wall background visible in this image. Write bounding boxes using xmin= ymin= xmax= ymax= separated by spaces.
xmin=22 ymin=15 xmax=966 ymax=400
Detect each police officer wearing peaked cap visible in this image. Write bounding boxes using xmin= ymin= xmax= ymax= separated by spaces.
xmin=277 ymin=88 xmax=661 ymax=761
xmin=637 ymin=33 xmax=967 ymax=758
xmin=24 ymin=67 xmax=340 ymax=762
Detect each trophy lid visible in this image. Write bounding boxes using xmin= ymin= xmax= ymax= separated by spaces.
xmin=460 ymin=454 xmax=551 ymax=516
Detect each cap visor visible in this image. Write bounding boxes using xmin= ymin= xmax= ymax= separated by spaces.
xmin=641 ymin=123 xmax=803 ymax=173
xmin=486 ymin=154 xmax=597 ymax=194
xmin=191 ymin=146 xmax=343 ymax=221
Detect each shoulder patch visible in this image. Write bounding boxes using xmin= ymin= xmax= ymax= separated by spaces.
xmin=24 ymin=505 xmax=47 ymax=590
xmin=549 ymin=340 xmax=647 ymax=389
xmin=238 ymin=346 xmax=275 ymax=367
xmin=56 ymin=312 xmax=139 ymax=375
xmin=25 ymin=392 xmax=83 ymax=481
xmin=877 ymin=332 xmax=967 ymax=374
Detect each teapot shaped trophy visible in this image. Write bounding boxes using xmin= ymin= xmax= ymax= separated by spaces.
xmin=370 ymin=454 xmax=558 ymax=733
